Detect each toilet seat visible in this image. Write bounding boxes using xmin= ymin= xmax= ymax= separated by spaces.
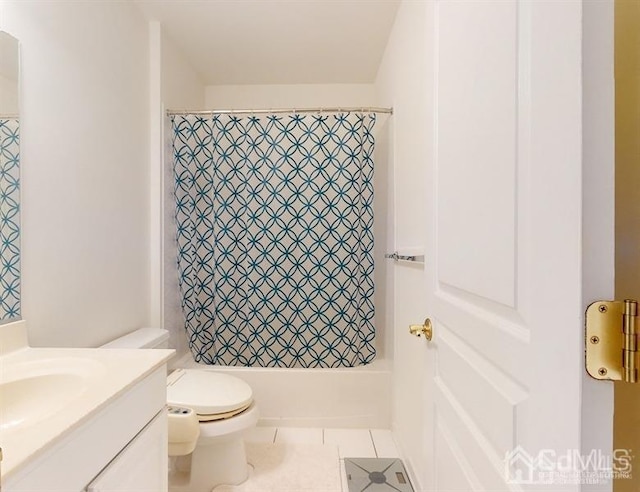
xmin=198 ymin=402 xmax=251 ymax=422
xmin=198 ymin=403 xmax=259 ymax=439
xmin=167 ymin=369 xmax=253 ymax=421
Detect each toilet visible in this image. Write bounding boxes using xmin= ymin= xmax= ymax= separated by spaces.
xmin=101 ymin=328 xmax=259 ymax=492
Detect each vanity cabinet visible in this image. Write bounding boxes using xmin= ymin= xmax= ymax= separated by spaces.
xmin=4 ymin=367 xmax=168 ymax=492
xmin=86 ymin=411 xmax=167 ymax=492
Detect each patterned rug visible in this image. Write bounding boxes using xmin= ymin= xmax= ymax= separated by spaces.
xmin=214 ymin=442 xmax=341 ymax=492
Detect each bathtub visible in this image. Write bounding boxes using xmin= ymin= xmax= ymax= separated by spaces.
xmin=173 ymin=352 xmax=392 ymax=429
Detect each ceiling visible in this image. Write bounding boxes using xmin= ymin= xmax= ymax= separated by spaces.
xmin=133 ymin=0 xmax=401 ymax=86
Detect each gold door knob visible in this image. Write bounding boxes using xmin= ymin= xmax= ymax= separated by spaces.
xmin=409 ymin=318 xmax=433 ymax=341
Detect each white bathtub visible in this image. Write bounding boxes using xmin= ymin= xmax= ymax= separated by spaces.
xmin=173 ymin=352 xmax=392 ymax=429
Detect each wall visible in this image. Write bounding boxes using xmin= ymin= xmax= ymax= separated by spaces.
xmin=0 ymin=30 xmax=19 ymax=114
xmin=205 ymin=84 xmax=375 ymax=109
xmin=374 ymin=1 xmax=431 ymax=488
xmin=156 ymin=27 xmax=206 ymax=362
xmin=0 ymin=75 xmax=18 ymax=114
xmin=614 ymin=0 xmax=640 ymax=490
xmin=0 ymin=1 xmax=151 ymax=347
xmin=160 ymin=30 xmax=205 ymax=110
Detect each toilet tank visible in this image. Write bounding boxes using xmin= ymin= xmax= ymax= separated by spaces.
xmin=100 ymin=327 xmax=170 ymax=349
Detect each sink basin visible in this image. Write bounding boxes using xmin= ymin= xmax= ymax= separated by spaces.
xmin=0 ymin=357 xmax=106 ymax=432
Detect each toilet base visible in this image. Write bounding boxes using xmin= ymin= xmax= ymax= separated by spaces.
xmin=169 ymin=434 xmax=250 ymax=492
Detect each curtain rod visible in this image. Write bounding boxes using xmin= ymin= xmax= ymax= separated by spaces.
xmin=166 ymin=107 xmax=393 ymax=116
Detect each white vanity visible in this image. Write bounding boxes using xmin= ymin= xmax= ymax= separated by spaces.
xmin=0 ymin=321 xmax=174 ymax=491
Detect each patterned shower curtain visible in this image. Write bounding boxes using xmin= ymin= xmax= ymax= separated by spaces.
xmin=172 ymin=112 xmax=376 ymax=368
xmin=0 ymin=119 xmax=20 ymax=320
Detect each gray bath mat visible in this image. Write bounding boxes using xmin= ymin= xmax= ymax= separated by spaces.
xmin=344 ymin=458 xmax=414 ymax=492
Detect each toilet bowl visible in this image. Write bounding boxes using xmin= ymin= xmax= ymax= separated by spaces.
xmin=167 ymin=368 xmax=259 ymax=491
xmin=101 ymin=328 xmax=259 ymax=492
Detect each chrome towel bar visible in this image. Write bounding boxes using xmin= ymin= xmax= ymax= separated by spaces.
xmin=385 ymin=252 xmax=425 ymax=263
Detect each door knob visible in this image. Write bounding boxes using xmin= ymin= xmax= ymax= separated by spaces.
xmin=409 ymin=318 xmax=433 ymax=341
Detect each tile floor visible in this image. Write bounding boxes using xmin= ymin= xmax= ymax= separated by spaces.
xmin=244 ymin=426 xmax=401 ymax=492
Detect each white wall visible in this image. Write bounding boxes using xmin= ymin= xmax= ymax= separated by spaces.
xmin=0 ymin=31 xmax=19 ymax=114
xmin=375 ymin=1 xmax=431 ymax=488
xmin=0 ymin=1 xmax=151 ymax=347
xmin=161 ymin=30 xmax=205 ymax=110
xmin=157 ymin=28 xmax=206 ymax=362
xmin=205 ymin=84 xmax=375 ymax=109
xmin=0 ymin=74 xmax=18 ymax=114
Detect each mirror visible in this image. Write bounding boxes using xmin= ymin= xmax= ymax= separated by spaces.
xmin=0 ymin=31 xmax=20 ymax=323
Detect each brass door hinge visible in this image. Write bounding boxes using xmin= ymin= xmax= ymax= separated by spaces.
xmin=586 ymin=299 xmax=638 ymax=383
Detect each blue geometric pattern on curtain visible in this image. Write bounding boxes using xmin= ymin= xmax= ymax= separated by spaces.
xmin=0 ymin=118 xmax=20 ymax=320
xmin=172 ymin=112 xmax=376 ymax=368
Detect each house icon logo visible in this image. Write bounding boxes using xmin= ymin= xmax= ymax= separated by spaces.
xmin=504 ymin=446 xmax=558 ymax=484
xmin=504 ymin=446 xmax=536 ymax=484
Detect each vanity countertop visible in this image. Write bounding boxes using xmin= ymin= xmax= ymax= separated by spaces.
xmin=0 ymin=320 xmax=174 ymax=480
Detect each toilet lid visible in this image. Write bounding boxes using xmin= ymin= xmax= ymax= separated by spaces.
xmin=167 ymin=369 xmax=253 ymax=416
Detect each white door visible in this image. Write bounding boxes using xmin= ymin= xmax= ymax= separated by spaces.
xmin=420 ymin=1 xmax=616 ymax=491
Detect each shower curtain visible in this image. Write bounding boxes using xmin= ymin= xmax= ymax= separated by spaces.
xmin=0 ymin=118 xmax=20 ymax=320
xmin=172 ymin=112 xmax=376 ymax=368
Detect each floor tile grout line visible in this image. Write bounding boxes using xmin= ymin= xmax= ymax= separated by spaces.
xmin=369 ymin=429 xmax=379 ymax=458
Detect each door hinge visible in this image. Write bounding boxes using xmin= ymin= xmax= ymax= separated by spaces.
xmin=586 ymin=299 xmax=638 ymax=383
